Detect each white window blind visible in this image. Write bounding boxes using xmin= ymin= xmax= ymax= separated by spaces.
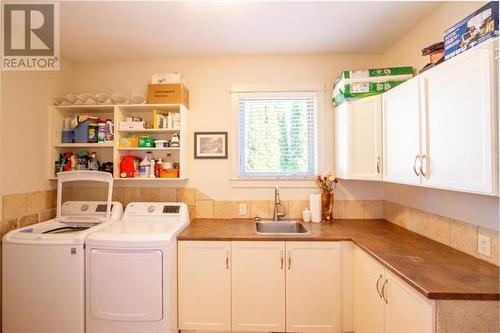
xmin=238 ymin=94 xmax=317 ymax=178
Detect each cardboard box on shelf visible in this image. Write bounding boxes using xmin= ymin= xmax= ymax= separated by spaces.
xmin=444 ymin=1 xmax=499 ymax=61
xmin=332 ymin=80 xmax=408 ymax=106
xmin=334 ymin=66 xmax=413 ymax=88
xmin=147 ymin=83 xmax=189 ymax=107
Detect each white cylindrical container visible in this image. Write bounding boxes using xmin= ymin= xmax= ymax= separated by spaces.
xmin=302 ymin=209 xmax=312 ymax=223
xmin=309 ymin=194 xmax=321 ymax=223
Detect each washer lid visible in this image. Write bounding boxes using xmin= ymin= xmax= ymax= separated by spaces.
xmin=3 ymin=219 xmax=108 ymax=245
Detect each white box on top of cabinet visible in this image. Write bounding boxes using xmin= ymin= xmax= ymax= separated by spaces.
xmin=178 ymin=241 xmax=341 ymax=333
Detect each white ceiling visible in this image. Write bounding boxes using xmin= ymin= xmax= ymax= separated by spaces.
xmin=60 ymin=1 xmax=442 ymax=61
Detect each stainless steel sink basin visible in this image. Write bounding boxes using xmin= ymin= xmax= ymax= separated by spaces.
xmin=256 ymin=221 xmax=310 ymax=235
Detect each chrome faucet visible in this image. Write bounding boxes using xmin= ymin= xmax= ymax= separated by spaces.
xmin=272 ymin=186 xmax=285 ymax=221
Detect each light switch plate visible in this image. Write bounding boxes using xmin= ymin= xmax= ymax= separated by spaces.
xmin=478 ymin=234 xmax=491 ymax=257
xmin=239 ymin=203 xmax=247 ymax=216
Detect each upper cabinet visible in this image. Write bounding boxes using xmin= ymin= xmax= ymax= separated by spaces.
xmin=382 ymin=78 xmax=422 ymax=186
xmin=335 ymin=95 xmax=382 ymax=181
xmin=419 ymin=43 xmax=498 ymax=195
xmin=381 ymin=39 xmax=498 ymax=196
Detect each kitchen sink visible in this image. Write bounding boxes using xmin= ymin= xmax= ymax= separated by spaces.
xmin=255 ymin=220 xmax=310 ymax=235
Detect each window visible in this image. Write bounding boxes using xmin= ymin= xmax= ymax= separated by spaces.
xmin=237 ymin=92 xmax=318 ymax=178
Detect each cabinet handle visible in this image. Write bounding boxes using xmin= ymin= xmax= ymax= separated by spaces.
xmin=280 ymin=251 xmax=284 ymax=270
xmin=225 ymin=250 xmax=229 ymax=270
xmin=381 ymin=279 xmax=388 ymax=304
xmin=288 ymin=250 xmax=291 ymax=270
xmin=413 ymin=155 xmax=421 ymax=176
xmin=376 ymin=274 xmax=383 ymax=298
xmin=420 ymin=154 xmax=427 ymax=178
xmin=376 ymin=157 xmax=381 ymax=174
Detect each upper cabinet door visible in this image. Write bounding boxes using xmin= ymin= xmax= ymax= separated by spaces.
xmin=231 ymin=241 xmax=286 ymax=332
xmin=285 ymin=242 xmax=341 ymax=333
xmin=382 ymin=77 xmax=422 ymax=185
xmin=335 ymin=96 xmax=382 ymax=181
xmin=178 ymin=241 xmax=232 ymax=331
xmin=420 ymin=44 xmax=498 ymax=195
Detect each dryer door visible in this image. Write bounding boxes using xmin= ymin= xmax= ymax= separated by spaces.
xmin=88 ymin=249 xmax=163 ymax=321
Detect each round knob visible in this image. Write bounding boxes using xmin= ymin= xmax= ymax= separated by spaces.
xmin=81 ymin=204 xmax=89 ymax=212
xmin=147 ymin=205 xmax=155 ymax=213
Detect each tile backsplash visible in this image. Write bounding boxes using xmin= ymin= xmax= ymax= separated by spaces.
xmin=383 ymin=201 xmax=499 ymax=267
xmin=1 ymin=190 xmax=56 ymax=237
xmin=1 ymin=188 xmax=497 ymax=267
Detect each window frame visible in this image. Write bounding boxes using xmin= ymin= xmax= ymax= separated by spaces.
xmin=230 ymin=84 xmax=326 ymax=187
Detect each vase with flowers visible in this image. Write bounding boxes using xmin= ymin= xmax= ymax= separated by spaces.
xmin=315 ymin=172 xmax=338 ymax=223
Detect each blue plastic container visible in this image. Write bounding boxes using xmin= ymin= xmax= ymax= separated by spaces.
xmin=61 ymin=130 xmax=74 ymax=143
xmin=73 ymin=120 xmax=94 ymax=143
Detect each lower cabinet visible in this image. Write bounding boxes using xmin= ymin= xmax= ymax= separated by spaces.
xmin=178 ymin=241 xmax=341 ymax=333
xmin=354 ymin=246 xmax=435 ymax=333
xmin=286 ymin=242 xmax=341 ymax=333
xmin=179 ymin=241 xmax=434 ymax=333
xmin=354 ymin=246 xmax=384 ymax=333
xmin=231 ymin=241 xmax=286 ymax=332
xmin=178 ymin=241 xmax=231 ymax=331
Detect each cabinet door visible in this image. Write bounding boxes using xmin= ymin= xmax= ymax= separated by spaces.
xmin=420 ymin=44 xmax=497 ymax=195
xmin=286 ymin=242 xmax=341 ymax=333
xmin=353 ymin=247 xmax=384 ymax=333
xmin=349 ymin=96 xmax=383 ymax=180
xmin=382 ymin=77 xmax=422 ymax=185
xmin=178 ymin=241 xmax=231 ymax=331
xmin=383 ymin=270 xmax=435 ymax=333
xmin=335 ymin=96 xmax=382 ymax=180
xmin=231 ymin=241 xmax=286 ymax=332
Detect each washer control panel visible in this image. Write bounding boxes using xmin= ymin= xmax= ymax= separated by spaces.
xmin=62 ymin=201 xmax=115 ymax=215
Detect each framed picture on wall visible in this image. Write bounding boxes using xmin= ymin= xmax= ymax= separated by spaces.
xmin=194 ymin=132 xmax=228 ymax=159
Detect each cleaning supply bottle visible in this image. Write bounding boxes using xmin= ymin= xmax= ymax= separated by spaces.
xmin=163 ymin=153 xmax=173 ymax=170
xmin=155 ymin=158 xmax=163 ymax=178
xmin=97 ymin=122 xmax=106 ymax=143
xmin=105 ymin=119 xmax=114 ymax=142
xmin=150 ymin=159 xmax=156 ymax=178
xmin=88 ymin=152 xmax=99 ymax=170
xmin=170 ymin=132 xmax=180 ymax=148
xmin=139 ymin=153 xmax=152 ymax=178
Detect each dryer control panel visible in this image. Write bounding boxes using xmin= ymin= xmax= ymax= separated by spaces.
xmin=124 ymin=203 xmax=182 ymax=217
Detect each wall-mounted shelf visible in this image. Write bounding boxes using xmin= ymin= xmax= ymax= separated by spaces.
xmin=117 ymin=147 xmax=180 ymax=151
xmin=118 ymin=128 xmax=180 ymax=134
xmin=49 ymin=103 xmax=188 ymax=182
xmin=54 ymin=143 xmax=114 ymax=148
xmin=114 ymin=177 xmax=188 ymax=181
xmin=50 ymin=176 xmax=188 ymax=181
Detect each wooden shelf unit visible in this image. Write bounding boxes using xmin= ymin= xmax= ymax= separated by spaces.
xmin=49 ymin=103 xmax=188 ymax=182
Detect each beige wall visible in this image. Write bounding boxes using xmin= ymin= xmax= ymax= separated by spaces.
xmin=69 ymin=54 xmax=385 ymax=201
xmin=381 ymin=1 xmax=499 ymax=230
xmin=382 ymin=1 xmax=487 ymax=71
xmin=1 ymin=60 xmax=74 ymax=195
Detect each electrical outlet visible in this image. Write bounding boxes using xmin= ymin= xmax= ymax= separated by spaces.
xmin=478 ymin=234 xmax=491 ymax=257
xmin=239 ymin=203 xmax=247 ymax=216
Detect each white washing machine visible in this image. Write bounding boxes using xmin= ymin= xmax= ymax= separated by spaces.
xmin=2 ymin=171 xmax=123 ymax=333
xmin=85 ymin=202 xmax=190 ymax=333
